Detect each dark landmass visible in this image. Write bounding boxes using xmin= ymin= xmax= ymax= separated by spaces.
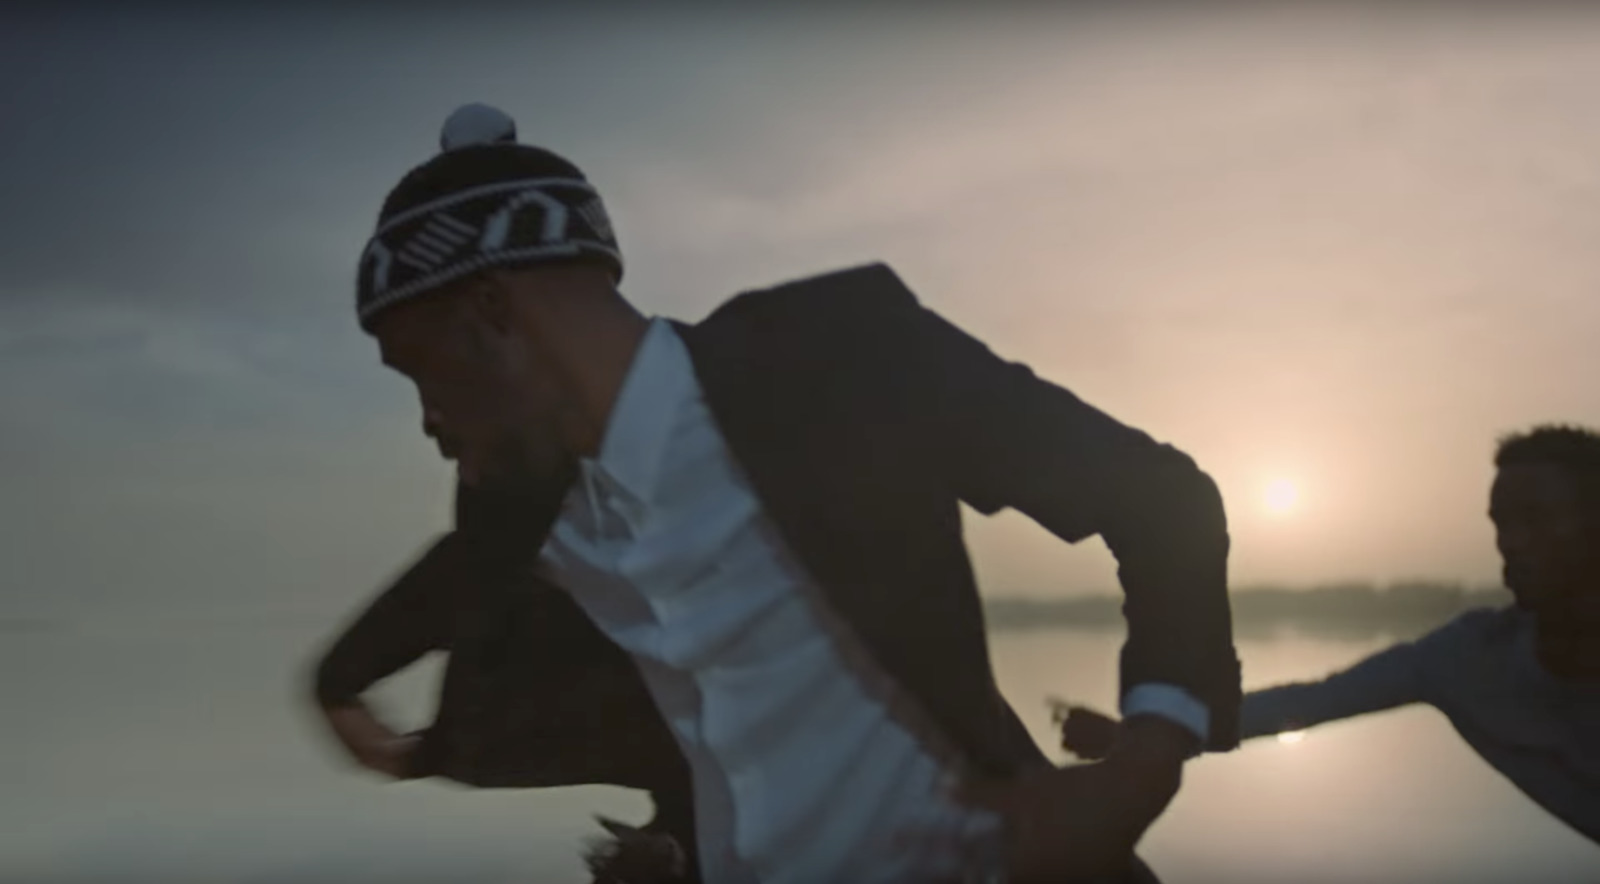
xmin=5 ymin=583 xmax=1512 ymax=644
xmin=985 ymin=582 xmax=1514 ymax=642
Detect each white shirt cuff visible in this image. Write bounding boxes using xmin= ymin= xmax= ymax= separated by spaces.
xmin=1120 ymin=683 xmax=1211 ymax=746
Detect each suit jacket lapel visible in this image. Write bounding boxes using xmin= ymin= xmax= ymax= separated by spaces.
xmin=670 ymin=318 xmax=871 ymax=619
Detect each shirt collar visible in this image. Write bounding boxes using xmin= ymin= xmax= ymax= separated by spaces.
xmin=587 ymin=318 xmax=696 ymax=504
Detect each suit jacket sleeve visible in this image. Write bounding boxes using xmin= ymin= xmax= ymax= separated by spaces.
xmin=909 ymin=304 xmax=1242 ymax=750
xmin=311 ymin=532 xmax=462 ymax=708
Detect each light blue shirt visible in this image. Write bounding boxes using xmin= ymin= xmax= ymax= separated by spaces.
xmin=1241 ymin=607 xmax=1600 ymax=843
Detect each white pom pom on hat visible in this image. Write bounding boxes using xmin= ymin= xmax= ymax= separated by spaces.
xmin=439 ymin=103 xmax=518 ymax=152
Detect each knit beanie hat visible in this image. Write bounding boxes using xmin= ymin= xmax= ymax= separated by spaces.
xmin=355 ymin=103 xmax=622 ymax=332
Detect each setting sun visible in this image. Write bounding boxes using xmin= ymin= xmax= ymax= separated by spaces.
xmin=1264 ymin=478 xmax=1301 ymax=515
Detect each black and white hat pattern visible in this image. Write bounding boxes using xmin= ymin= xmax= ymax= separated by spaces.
xmin=356 ymin=104 xmax=622 ymax=332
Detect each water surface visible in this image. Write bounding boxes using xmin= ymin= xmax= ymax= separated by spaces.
xmin=5 ymin=620 xmax=1597 ymax=882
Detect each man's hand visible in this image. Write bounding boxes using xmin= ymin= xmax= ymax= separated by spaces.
xmin=1051 ymin=699 xmax=1120 ymax=761
xmin=954 ymin=715 xmax=1194 ymax=883
xmin=319 ymin=702 xmax=421 ymax=780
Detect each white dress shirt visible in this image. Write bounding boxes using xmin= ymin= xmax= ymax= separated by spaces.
xmin=538 ymin=319 xmax=1211 ymax=882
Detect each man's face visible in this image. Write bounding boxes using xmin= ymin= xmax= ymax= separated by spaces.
xmin=1489 ymin=463 xmax=1594 ymax=612
xmin=373 ymin=283 xmax=568 ymax=488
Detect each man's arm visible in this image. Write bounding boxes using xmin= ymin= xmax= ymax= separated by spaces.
xmin=310 ymin=532 xmax=466 ymax=777
xmin=312 ymin=532 xmax=461 ymax=708
xmin=1239 ymin=639 xmax=1427 ymax=739
xmin=910 ymin=304 xmax=1240 ymax=752
xmin=1058 ymin=641 xmax=1427 ymax=759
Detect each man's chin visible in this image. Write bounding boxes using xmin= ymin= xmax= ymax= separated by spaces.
xmin=456 ymin=461 xmax=482 ymax=488
xmin=1503 ymin=569 xmax=1539 ymax=608
xmin=1535 ymin=634 xmax=1600 ymax=682
xmin=458 ymin=455 xmax=572 ymax=492
xmin=458 ymin=465 xmax=525 ymax=491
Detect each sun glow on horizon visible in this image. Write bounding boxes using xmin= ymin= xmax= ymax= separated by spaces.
xmin=1264 ymin=478 xmax=1301 ymax=516
xmin=1278 ymin=730 xmax=1306 ymax=745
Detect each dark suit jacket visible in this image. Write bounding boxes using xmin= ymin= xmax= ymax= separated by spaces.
xmin=311 ymin=526 xmax=698 ymax=856
xmin=321 ymin=262 xmax=1239 ymax=876
xmin=312 ymin=530 xmax=687 ymax=793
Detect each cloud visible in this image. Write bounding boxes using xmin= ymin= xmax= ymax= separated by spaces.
xmin=3 ymin=5 xmax=1600 ymax=621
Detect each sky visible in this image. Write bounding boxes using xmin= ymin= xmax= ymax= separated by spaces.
xmin=3 ymin=4 xmax=1599 ymax=620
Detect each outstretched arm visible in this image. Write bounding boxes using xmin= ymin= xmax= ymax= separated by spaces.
xmin=1238 ymin=640 xmax=1427 ymax=739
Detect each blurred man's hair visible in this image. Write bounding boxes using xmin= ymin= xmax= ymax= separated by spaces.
xmin=1495 ymin=424 xmax=1600 ymax=516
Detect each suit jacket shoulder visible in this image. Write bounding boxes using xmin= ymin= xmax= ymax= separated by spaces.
xmin=703 ymin=262 xmax=918 ymax=323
